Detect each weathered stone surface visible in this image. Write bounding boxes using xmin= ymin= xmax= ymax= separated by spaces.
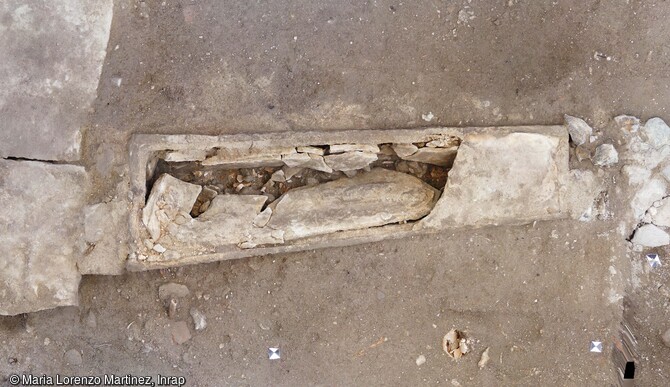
xmin=0 ymin=1 xmax=113 ymax=161
xmin=631 ymin=224 xmax=670 ymax=247
xmin=253 ymin=207 xmax=273 ymax=228
xmin=641 ymin=117 xmax=670 ymax=149
xmin=562 ymin=170 xmax=604 ymax=221
xmin=623 ymin=165 xmax=652 ymax=186
xmin=652 ymin=198 xmax=670 ymax=228
xmin=592 ymin=144 xmax=618 ymax=167
xmin=564 ymin=115 xmax=593 ymax=146
xmin=201 ymin=145 xmax=293 ymax=167
xmin=168 ymin=195 xmax=282 ymax=248
xmin=420 ymin=131 xmax=565 ymax=228
xmin=329 ymin=144 xmax=380 ymax=154
xmin=402 ymin=147 xmax=458 ymax=167
xmin=296 ymin=146 xmax=325 ymax=155
xmin=392 ymin=143 xmax=419 ymax=158
xmin=143 ymin=174 xmax=202 ymax=241
xmin=164 ymin=150 xmax=207 ymax=162
xmin=631 ymin=177 xmax=667 ymax=221
xmin=265 ymin=169 xmax=438 ymax=241
xmin=0 ymin=160 xmax=88 ymax=315
xmin=271 ymin=170 xmax=286 ymax=182
xmin=324 ymin=151 xmax=378 ymax=171
xmin=80 ymin=200 xmax=128 ymax=275
xmin=281 ymin=153 xmax=333 ymax=173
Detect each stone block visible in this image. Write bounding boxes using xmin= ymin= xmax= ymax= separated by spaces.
xmin=125 ymin=126 xmax=577 ymax=270
xmin=419 ymin=129 xmax=568 ymax=229
xmin=0 ymin=160 xmax=88 ymax=315
xmin=0 ymin=0 xmax=113 ymax=161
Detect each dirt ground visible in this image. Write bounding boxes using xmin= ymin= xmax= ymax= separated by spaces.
xmin=3 ymin=0 xmax=670 ymax=385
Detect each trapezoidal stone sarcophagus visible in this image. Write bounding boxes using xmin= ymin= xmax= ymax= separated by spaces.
xmin=127 ymin=126 xmax=578 ymax=270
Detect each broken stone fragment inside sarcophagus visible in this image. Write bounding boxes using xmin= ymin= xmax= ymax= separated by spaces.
xmin=262 ymin=168 xmax=439 ymax=241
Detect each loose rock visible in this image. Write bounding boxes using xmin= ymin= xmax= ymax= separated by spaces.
xmin=631 ymin=224 xmax=670 ymax=247
xmin=662 ymin=328 xmax=670 ymax=347
xmin=282 ymin=166 xmax=303 ymax=180
xmin=422 ymin=112 xmax=434 ymax=122
xmin=189 ymin=309 xmax=207 ymax=331
xmin=641 ymin=117 xmax=670 ymax=149
xmin=592 ymin=144 xmax=618 ymax=167
xmin=442 ymin=329 xmax=469 ymax=359
xmin=415 ymin=355 xmax=426 ymax=366
xmin=158 ymin=283 xmax=190 ymax=301
xmin=142 ymin=174 xmax=202 ymax=241
xmin=270 ymin=170 xmax=286 ymax=182
xmin=329 ymin=144 xmax=380 ymax=154
xmin=324 ymin=151 xmax=378 ymax=171
xmin=478 ymin=347 xmax=490 ymax=368
xmin=392 ymin=143 xmax=419 ymax=158
xmin=565 ymin=115 xmax=593 ymax=146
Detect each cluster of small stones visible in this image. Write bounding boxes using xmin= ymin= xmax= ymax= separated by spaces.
xmin=606 ymin=116 xmax=670 ymax=250
xmin=565 ymin=114 xmax=619 ymax=167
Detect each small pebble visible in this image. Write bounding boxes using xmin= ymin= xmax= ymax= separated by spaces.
xmin=662 ymin=328 xmax=670 ymax=347
xmin=478 ymin=347 xmax=490 ymax=368
xmin=190 ymin=309 xmax=207 ymax=331
xmin=168 ymin=299 xmax=178 ymax=319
